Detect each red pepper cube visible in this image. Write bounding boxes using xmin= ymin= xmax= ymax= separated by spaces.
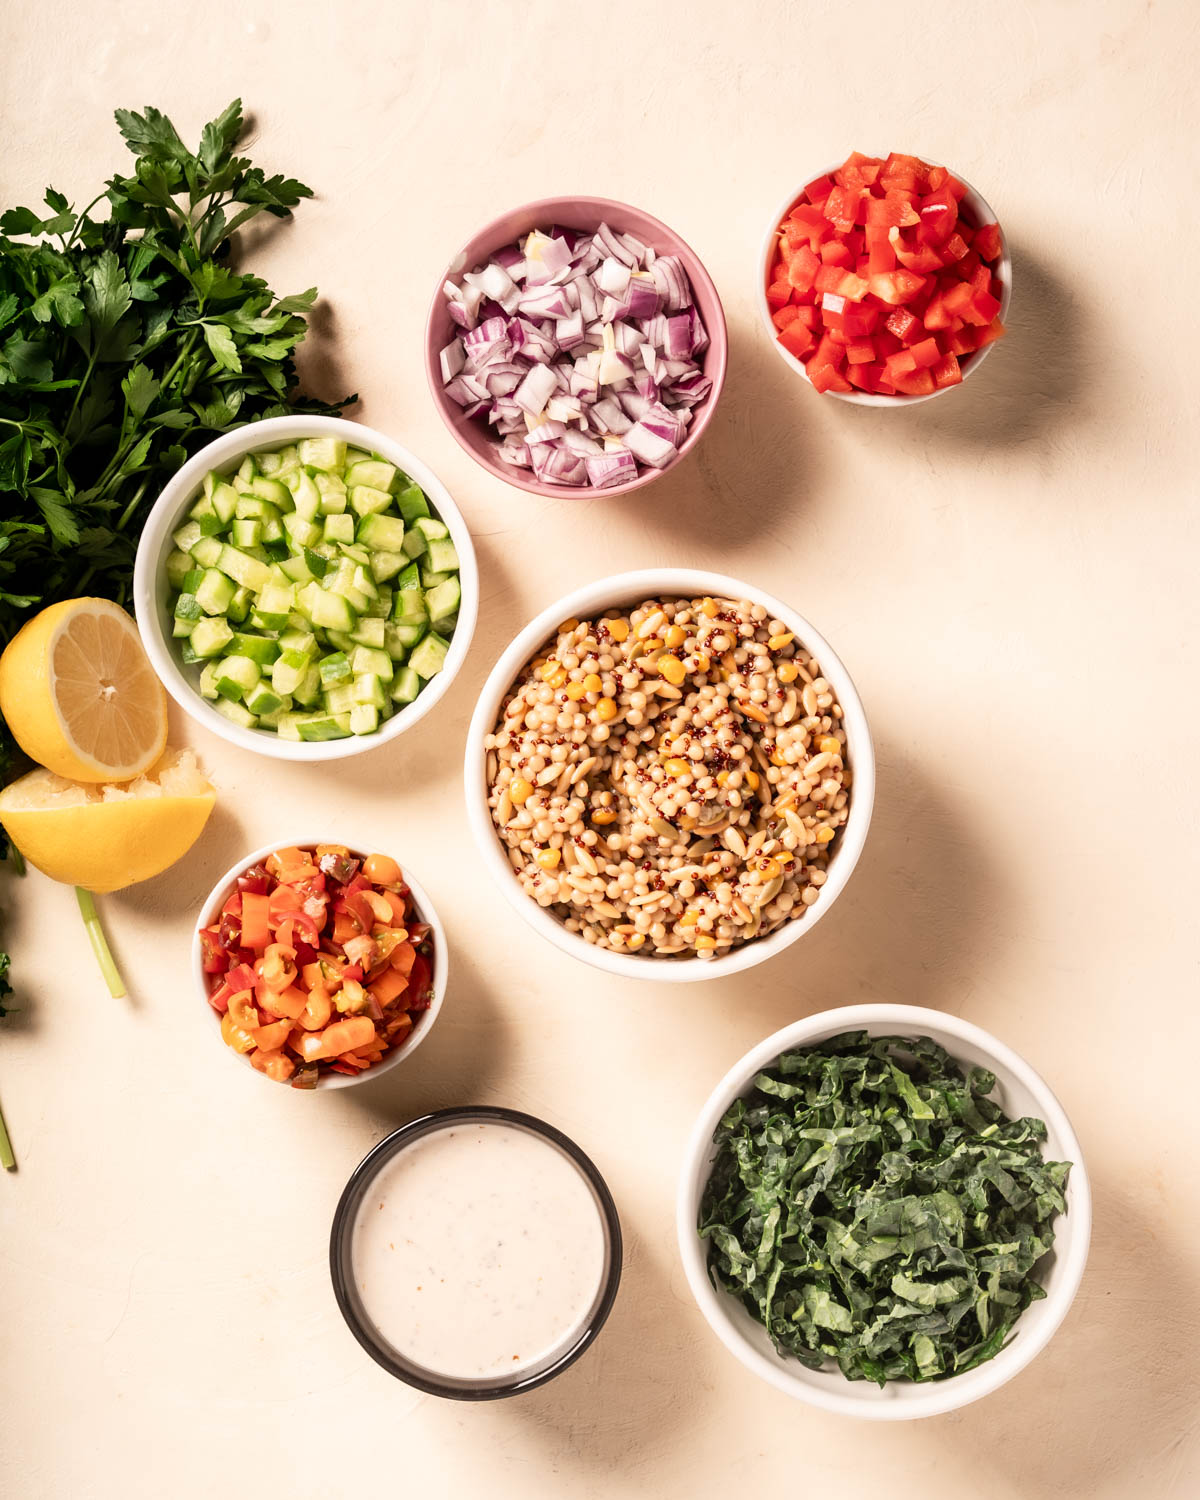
xmin=966 ymin=288 xmax=1002 ymax=326
xmin=837 ymin=271 xmax=869 ymax=301
xmin=842 ymin=229 xmax=865 ymax=259
xmin=820 ymin=292 xmax=847 ymax=332
xmin=940 ymin=233 xmax=969 ymax=264
xmin=819 ymin=239 xmax=853 ymax=268
xmin=804 ymin=174 xmax=834 ymax=207
xmin=932 ymin=353 xmax=963 ymax=388
xmin=823 ymin=184 xmax=861 ymax=233
xmin=787 ymin=203 xmax=832 ymax=249
xmin=815 ymin=263 xmax=846 ymax=294
xmin=893 ymin=367 xmax=937 ymax=396
xmin=766 ymin=278 xmax=792 ymax=309
xmin=917 ymin=194 xmax=958 ymax=245
xmin=773 ymin=304 xmax=801 ymax=331
xmin=865 ymin=226 xmax=896 ymax=274
xmin=810 ymin=331 xmax=845 ymax=368
xmin=974 ymin=222 xmax=1003 ymax=261
xmin=846 ymin=360 xmax=884 ymax=392
xmin=874 ymin=329 xmax=903 ymax=357
xmin=950 ymin=250 xmax=981 ymax=283
xmin=787 ymin=244 xmax=821 ymax=294
xmin=845 ymin=339 xmax=876 ymax=365
xmin=946 ymin=326 xmax=979 ymax=356
xmin=943 ymin=175 xmax=968 ymax=201
xmin=909 ymin=336 xmax=942 ymax=369
xmin=808 ymin=361 xmax=853 ymax=394
xmin=868 ymin=269 xmax=927 ymax=306
xmin=926 ymin=164 xmax=949 ymax=191
xmin=884 ymin=308 xmax=919 ymax=342
xmin=975 ymin=318 xmax=1006 ymax=349
xmin=793 ymin=305 xmax=818 ymax=330
xmin=842 ymin=302 xmax=881 ymax=337
xmin=885 ymin=349 xmax=918 ymax=381
xmin=922 ymin=293 xmax=953 ymax=331
xmin=778 ymin=321 xmax=816 ymax=359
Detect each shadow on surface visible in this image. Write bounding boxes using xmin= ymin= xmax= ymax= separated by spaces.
xmin=939 ymin=1178 xmax=1200 ymax=1498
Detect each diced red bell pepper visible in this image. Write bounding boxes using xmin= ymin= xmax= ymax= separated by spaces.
xmin=835 ymin=152 xmax=883 ymax=191
xmin=926 ymin=164 xmax=949 ymax=191
xmin=868 ymin=269 xmax=926 ymax=305
xmin=209 ymin=963 xmax=258 ymax=1015
xmin=932 ymin=353 xmax=963 ymax=388
xmin=766 ymin=278 xmax=792 ymax=309
xmin=819 ymin=238 xmax=853 ymax=267
xmin=787 ymin=244 xmax=820 ymax=294
xmin=865 ymin=193 xmax=920 ymax=229
xmin=842 ymin=302 xmax=881 ymax=337
xmin=773 ymin=304 xmax=801 ymax=331
xmin=865 ymin=226 xmax=896 ymax=274
xmin=808 ymin=362 xmax=853 ymax=393
xmin=893 ymin=367 xmax=937 ymax=396
xmin=943 ymin=174 xmax=968 ymax=201
xmin=885 ymin=349 xmax=918 ymax=381
xmin=951 ymin=249 xmax=981 ymax=282
xmin=909 ymin=336 xmax=942 ymax=369
xmin=778 ymin=321 xmax=815 ymax=359
xmin=846 ymin=360 xmax=884 ymax=392
xmin=792 ymin=305 xmax=818 ymax=330
xmin=199 ymin=928 xmax=228 ymax=975
xmin=917 ymin=194 xmax=958 ymax=245
xmin=973 ymin=222 xmax=1003 ymax=261
xmin=965 ymin=287 xmax=1001 ymax=325
xmin=940 ymin=232 xmax=969 ymax=265
xmin=975 ymin=319 xmax=1006 ymax=348
xmin=820 ymin=292 xmax=847 ymax=333
xmin=921 ymin=293 xmax=953 ymax=331
xmin=946 ymin=326 xmax=979 ymax=356
xmin=845 ymin=339 xmax=876 ymax=365
xmin=823 ymin=184 xmax=861 ymax=233
xmin=803 ymin=174 xmax=834 ymax=207
xmin=884 ymin=308 xmax=919 ymax=342
xmin=815 ymin=263 xmax=846 ymax=294
xmin=890 ymin=232 xmax=945 ymax=274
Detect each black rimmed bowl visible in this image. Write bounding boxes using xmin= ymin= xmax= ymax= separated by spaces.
xmin=329 ymin=1107 xmax=622 ymax=1398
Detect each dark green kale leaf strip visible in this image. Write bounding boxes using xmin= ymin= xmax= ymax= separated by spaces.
xmin=698 ymin=1031 xmax=1072 ymax=1385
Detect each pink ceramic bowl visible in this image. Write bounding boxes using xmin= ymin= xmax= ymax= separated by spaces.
xmin=426 ymin=196 xmax=728 ymax=498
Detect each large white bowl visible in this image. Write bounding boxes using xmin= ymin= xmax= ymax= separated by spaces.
xmin=191 ymin=835 xmax=447 ymax=1091
xmin=133 ymin=415 xmax=478 ymax=761
xmin=677 ymin=1004 xmax=1091 ymax=1418
xmin=464 ymin=569 xmax=874 ymax=983
xmin=758 ymin=162 xmax=1013 ymax=407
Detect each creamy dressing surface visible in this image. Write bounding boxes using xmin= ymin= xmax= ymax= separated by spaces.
xmin=350 ymin=1122 xmax=608 ymax=1381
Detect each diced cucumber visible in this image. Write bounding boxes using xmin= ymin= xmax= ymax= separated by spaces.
xmin=345 ymin=458 xmax=397 ymax=492
xmin=172 ymin=617 xmax=196 ymax=639
xmin=369 ymin=549 xmax=406 ymax=583
xmin=350 ymin=645 xmax=392 ymax=679
xmin=420 ymin=567 xmax=452 ymax=590
xmin=225 ymin=633 xmax=280 ymax=666
xmin=293 ymin=664 xmax=322 ymax=708
xmin=395 ymin=482 xmax=430 ymax=521
xmin=278 ymin=628 xmax=317 ymax=659
xmin=234 ymin=494 xmax=272 ymax=520
xmin=345 ymin=447 xmax=372 ymax=469
xmin=413 ymin=514 xmax=449 ymax=543
xmin=393 ymin=563 xmax=426 ymax=618
xmin=401 ymin=527 xmax=427 ymax=561
xmin=196 ymin=515 xmax=225 ymax=536
xmin=263 ymin=538 xmax=291 ymax=562
xmin=283 ymin=512 xmax=322 ymax=550
xmin=251 ymin=582 xmax=295 ymax=631
xmin=364 ymin=588 xmax=393 ymax=620
xmin=426 ymin=576 xmax=461 ymax=624
xmin=218 ymin=545 xmax=272 ymax=592
xmin=350 ymin=703 xmax=380 ymax=735
xmin=275 ymin=714 xmax=302 ymax=742
xmin=190 ymin=617 xmax=234 ymax=658
xmin=292 ymin=470 xmax=321 ymax=520
xmin=278 ymin=553 xmax=315 ymax=585
xmin=425 ymin=537 xmax=460 ymax=574
xmin=324 ymin=629 xmax=356 ymax=653
xmin=383 ymin=624 xmax=413 ymax=660
xmin=297 ymin=437 xmax=347 ymax=471
xmin=215 ymin=656 xmax=261 ymax=700
xmin=319 ymin=652 xmax=352 ymax=687
xmin=199 ymin=662 xmax=222 ymax=700
xmin=190 ymin=536 xmax=224 ymax=568
xmin=249 ymin=475 xmax=290 ymax=507
xmin=296 ymin=713 xmax=352 ymax=742
xmin=303 ymin=547 xmax=331 ymax=578
xmin=388 ymin=620 xmax=427 ymax=650
xmin=235 ymin=456 xmax=257 ymax=488
xmin=174 ymin=592 xmax=205 ymax=623
xmin=308 ymin=589 xmax=357 ymax=632
xmin=323 ymin=683 xmax=357 ymax=715
xmin=173 ymin=520 xmax=203 ymax=554
xmin=211 ymin=481 xmax=239 ymax=523
xmin=409 ymin=632 xmax=450 ymax=679
xmin=338 ymin=541 xmax=372 ymax=568
xmin=324 ymin=513 xmax=355 ymax=544
xmin=349 ymin=485 xmax=393 ymax=519
xmin=214 ymin=697 xmax=258 ymax=730
xmin=316 ymin=470 xmax=348 ymax=514
xmin=390 ymin=665 xmax=421 ymax=705
xmin=246 ymin=684 xmax=284 ymax=716
xmin=190 ymin=492 xmax=216 ymax=521
xmin=272 ymin=651 xmax=311 ymax=696
xmin=165 ymin=549 xmax=193 ymax=589
xmin=232 ymin=517 xmax=262 ymax=549
xmin=349 ymin=617 xmax=386 ymax=649
xmin=356 ymin=511 xmax=407 ymax=551
xmin=227 ymin=587 xmax=253 ymax=625
xmin=352 ymin=673 xmax=387 ymax=709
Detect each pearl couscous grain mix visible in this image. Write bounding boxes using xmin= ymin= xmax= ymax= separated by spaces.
xmin=483 ymin=596 xmax=851 ymax=959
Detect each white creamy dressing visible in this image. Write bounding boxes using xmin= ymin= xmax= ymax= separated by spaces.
xmin=351 ymin=1121 xmax=608 ymax=1380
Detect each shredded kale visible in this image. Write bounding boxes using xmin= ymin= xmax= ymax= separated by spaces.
xmin=699 ymin=1031 xmax=1072 ymax=1384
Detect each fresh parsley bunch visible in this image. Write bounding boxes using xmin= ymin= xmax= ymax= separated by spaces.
xmin=0 ymin=98 xmax=354 ymax=642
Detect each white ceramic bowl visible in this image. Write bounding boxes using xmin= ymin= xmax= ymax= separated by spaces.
xmin=191 ymin=836 xmax=447 ymax=1091
xmin=677 ymin=1004 xmax=1091 ymax=1419
xmin=133 ymin=415 xmax=478 ymax=761
xmin=464 ymin=569 xmax=874 ymax=983
xmin=758 ymin=162 xmax=1013 ymax=407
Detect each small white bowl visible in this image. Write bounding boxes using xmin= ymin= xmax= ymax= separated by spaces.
xmin=191 ymin=836 xmax=447 ymax=1091
xmin=463 ymin=569 xmax=874 ymax=983
xmin=758 ymin=162 xmax=1013 ymax=407
xmin=677 ymin=1004 xmax=1091 ymax=1419
xmin=133 ymin=415 xmax=479 ymax=761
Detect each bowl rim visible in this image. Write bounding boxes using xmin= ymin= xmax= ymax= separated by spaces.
xmin=757 ymin=160 xmax=1013 ymax=407
xmin=675 ymin=1003 xmax=1092 ymax=1419
xmin=425 ymin=194 xmax=728 ymax=498
xmin=328 ymin=1105 xmax=623 ymax=1398
xmin=463 ymin=567 xmax=875 ymax=983
xmin=132 ymin=414 xmax=479 ymax=761
xmin=189 ymin=834 xmax=448 ymax=1091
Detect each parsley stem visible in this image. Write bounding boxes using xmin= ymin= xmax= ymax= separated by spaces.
xmin=0 ymin=1090 xmax=14 ymax=1171
xmin=75 ymin=888 xmax=125 ymax=998
xmin=115 ymin=476 xmax=150 ymax=533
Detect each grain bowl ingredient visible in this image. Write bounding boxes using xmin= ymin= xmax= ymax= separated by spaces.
xmin=483 ymin=596 xmax=849 ymax=958
xmin=441 ymin=225 xmax=711 ymax=486
xmin=699 ymin=1031 xmax=1072 ymax=1385
xmin=201 ymin=845 xmax=435 ymax=1085
xmin=767 ymin=150 xmax=1006 ymax=395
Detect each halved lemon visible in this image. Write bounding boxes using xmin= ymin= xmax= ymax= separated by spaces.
xmin=0 ymin=597 xmax=167 ymax=783
xmin=0 ymin=748 xmax=215 ymax=892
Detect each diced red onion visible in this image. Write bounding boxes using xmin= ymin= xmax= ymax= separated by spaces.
xmin=441 ymin=222 xmax=711 ymax=487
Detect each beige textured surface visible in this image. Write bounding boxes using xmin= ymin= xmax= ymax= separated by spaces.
xmin=2 ymin=2 xmax=1199 ymax=1496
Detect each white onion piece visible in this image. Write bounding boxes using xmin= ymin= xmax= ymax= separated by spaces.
xmin=514 ymin=363 xmax=557 ymax=417
xmin=623 ymin=421 xmax=677 ymax=468
xmin=439 ymin=341 xmax=465 ymax=382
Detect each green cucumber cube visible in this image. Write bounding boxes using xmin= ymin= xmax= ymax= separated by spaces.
xmin=345 ymin=458 xmax=397 ymax=493
xmin=296 ymin=713 xmax=352 ymax=742
xmin=293 ymin=664 xmax=322 ymax=708
xmin=390 ymin=665 xmax=421 ymax=705
xmin=172 ymin=617 xmax=196 ymax=639
xmin=369 ymin=549 xmax=406 ymax=583
xmin=218 ymin=545 xmax=272 ymax=593
xmin=308 ymin=589 xmax=356 ymax=633
xmin=349 ymin=484 xmax=393 ymax=519
xmin=249 ymin=476 xmax=290 ymax=507
xmin=297 ymin=437 xmax=347 ymax=472
xmin=174 ymin=592 xmax=205 ymax=623
xmin=319 ymin=652 xmax=352 ymax=687
xmin=173 ymin=520 xmax=204 ymax=554
xmin=425 ymin=537 xmax=459 ymax=574
xmin=324 ymin=513 xmax=355 ymax=544
xmin=272 ymin=652 xmax=311 ymax=695
xmin=383 ymin=624 xmax=412 ymax=661
xmin=234 ymin=456 xmax=257 ymax=488
xmin=199 ymin=662 xmax=222 ymax=700
xmin=246 ymin=684 xmax=284 ymax=716
xmin=409 ymin=632 xmax=450 ymax=680
xmin=349 ymin=703 xmax=380 ymax=736
xmin=400 ymin=527 xmax=427 ymax=561
xmin=165 ymin=550 xmax=193 ymax=589
xmin=292 ymin=470 xmax=321 ymax=520
xmin=356 ymin=511 xmax=407 ymax=551
xmin=279 ymin=554 xmax=315 ymax=586
xmin=323 ymin=683 xmax=357 ymax=715
xmin=232 ymin=517 xmax=262 ymax=550
xmin=413 ymin=514 xmax=449 ymax=543
xmin=420 ymin=567 xmax=451 ymax=590
xmin=349 ymin=617 xmax=386 ymax=649
xmin=425 ymin=577 xmax=460 ymax=624
xmin=211 ymin=481 xmax=239 ymax=523
xmin=278 ymin=629 xmax=317 ymax=659
xmin=350 ymin=645 xmax=392 ymax=679
xmin=395 ymin=483 xmax=429 ymax=522
xmin=315 ymin=471 xmax=348 ymax=514
xmin=228 ymin=633 xmax=281 ymax=666
xmin=189 ymin=617 xmax=234 ymax=658
xmin=213 ymin=698 xmax=258 ymax=730
xmin=282 ymin=512 xmax=322 ymax=550
xmin=215 ymin=655 xmax=261 ymax=700
xmin=388 ymin=620 xmax=426 ymax=650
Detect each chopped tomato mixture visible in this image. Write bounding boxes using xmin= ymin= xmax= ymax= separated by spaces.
xmin=767 ymin=151 xmax=1006 ymax=396
xmin=200 ymin=845 xmax=435 ymax=1087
